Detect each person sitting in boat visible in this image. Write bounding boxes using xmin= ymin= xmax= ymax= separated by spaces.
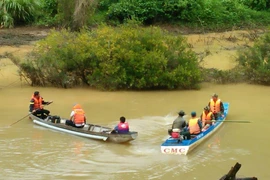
xmin=65 ymin=104 xmax=86 ymax=128
xmin=113 ymin=116 xmax=129 ymax=134
xmin=200 ymin=106 xmax=215 ymax=131
xmin=169 ymin=110 xmax=187 ymax=140
xmin=208 ymin=93 xmax=225 ymax=120
xmin=29 ymin=91 xmax=53 ymax=119
xmin=182 ymin=111 xmax=202 ymax=140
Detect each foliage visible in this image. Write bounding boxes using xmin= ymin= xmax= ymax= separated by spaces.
xmin=18 ymin=22 xmax=201 ymax=90
xmin=0 ymin=0 xmax=39 ymax=28
xmin=107 ymin=0 xmax=163 ymax=24
xmin=238 ymin=0 xmax=270 ymax=11
xmin=236 ymin=30 xmax=270 ymax=85
xmin=107 ymin=0 xmax=270 ymax=30
xmin=34 ymin=0 xmax=58 ymax=26
xmin=201 ymin=67 xmax=246 ymax=84
xmin=56 ymin=0 xmax=98 ymax=31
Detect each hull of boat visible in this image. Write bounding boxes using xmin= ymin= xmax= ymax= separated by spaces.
xmin=30 ymin=115 xmax=138 ymax=143
xmin=161 ymin=102 xmax=229 ymax=155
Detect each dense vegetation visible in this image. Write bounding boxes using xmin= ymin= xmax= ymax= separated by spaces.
xmin=10 ymin=22 xmax=201 ymax=90
xmin=236 ymin=31 xmax=270 ymax=85
xmin=1 ymin=0 xmax=270 ymax=89
xmin=1 ymin=0 xmax=270 ymax=30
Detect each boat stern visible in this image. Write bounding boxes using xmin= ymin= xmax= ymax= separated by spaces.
xmin=161 ymin=145 xmax=189 ymax=155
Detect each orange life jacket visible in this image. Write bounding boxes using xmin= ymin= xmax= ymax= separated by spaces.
xmin=31 ymin=94 xmax=43 ymax=110
xmin=73 ymin=104 xmax=85 ymax=124
xmin=202 ymin=111 xmax=213 ymax=124
xmin=210 ymin=98 xmax=221 ymax=113
xmin=189 ymin=118 xmax=201 ymax=134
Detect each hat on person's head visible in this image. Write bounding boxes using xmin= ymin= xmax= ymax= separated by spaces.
xmin=73 ymin=104 xmax=82 ymax=109
xmin=34 ymin=91 xmax=39 ymax=96
xmin=191 ymin=111 xmax=196 ymax=117
xmin=212 ymin=93 xmax=218 ymax=97
xmin=204 ymin=106 xmax=210 ymax=111
xmin=178 ymin=110 xmax=185 ymax=116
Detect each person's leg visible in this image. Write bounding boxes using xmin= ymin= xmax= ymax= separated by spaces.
xmin=65 ymin=120 xmax=75 ymax=127
xmin=42 ymin=109 xmax=50 ymax=119
xmin=180 ymin=130 xmax=191 ymax=140
xmin=34 ymin=109 xmax=43 ymax=119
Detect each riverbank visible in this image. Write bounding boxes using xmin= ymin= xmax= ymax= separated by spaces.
xmin=0 ymin=26 xmax=268 ymax=87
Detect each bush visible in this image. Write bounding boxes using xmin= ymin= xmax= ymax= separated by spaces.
xmin=18 ymin=22 xmax=201 ymax=90
xmin=34 ymin=0 xmax=59 ymax=26
xmin=0 ymin=0 xmax=39 ymax=28
xmin=106 ymin=0 xmax=270 ymax=30
xmin=236 ymin=29 xmax=270 ymax=85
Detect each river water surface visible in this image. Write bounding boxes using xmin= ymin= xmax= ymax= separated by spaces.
xmin=0 ymin=28 xmax=269 ymax=180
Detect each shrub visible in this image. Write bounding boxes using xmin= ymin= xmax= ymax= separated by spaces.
xmin=0 ymin=0 xmax=39 ymax=28
xmin=18 ymin=22 xmax=201 ymax=90
xmin=106 ymin=0 xmax=270 ymax=30
xmin=236 ymin=30 xmax=270 ymax=85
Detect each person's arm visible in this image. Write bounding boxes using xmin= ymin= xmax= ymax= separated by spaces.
xmin=41 ymin=97 xmax=53 ymax=105
xmin=220 ymin=102 xmax=224 ymax=114
xmin=198 ymin=120 xmax=202 ymax=130
xmin=182 ymin=121 xmax=187 ymax=128
xmin=29 ymin=99 xmax=34 ymax=112
xmin=114 ymin=125 xmax=118 ymax=131
xmin=211 ymin=113 xmax=215 ymax=121
xmin=69 ymin=111 xmax=75 ymax=121
xmin=200 ymin=113 xmax=205 ymax=127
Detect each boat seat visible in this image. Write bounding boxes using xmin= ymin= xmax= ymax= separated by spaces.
xmin=88 ymin=125 xmax=94 ymax=131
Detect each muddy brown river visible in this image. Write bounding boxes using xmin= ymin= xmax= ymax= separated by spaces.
xmin=0 ymin=28 xmax=269 ymax=179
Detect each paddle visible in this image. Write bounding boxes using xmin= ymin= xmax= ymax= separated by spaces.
xmin=9 ymin=113 xmax=32 ymax=126
xmin=9 ymin=101 xmax=53 ymax=126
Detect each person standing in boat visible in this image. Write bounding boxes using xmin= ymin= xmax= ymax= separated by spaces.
xmin=200 ymin=106 xmax=215 ymax=131
xmin=29 ymin=91 xmax=53 ymax=119
xmin=169 ymin=110 xmax=187 ymax=140
xmin=114 ymin=116 xmax=129 ymax=134
xmin=182 ymin=112 xmax=202 ymax=140
xmin=208 ymin=93 xmax=225 ymax=120
xmin=65 ymin=104 xmax=86 ymax=128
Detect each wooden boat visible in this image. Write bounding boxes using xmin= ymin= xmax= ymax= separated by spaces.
xmin=29 ymin=114 xmax=138 ymax=143
xmin=160 ymin=102 xmax=229 ymax=155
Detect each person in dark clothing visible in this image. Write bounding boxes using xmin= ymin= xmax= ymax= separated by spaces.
xmin=172 ymin=110 xmax=187 ymax=131
xmin=168 ymin=110 xmax=187 ymax=142
xmin=29 ymin=91 xmax=53 ymax=119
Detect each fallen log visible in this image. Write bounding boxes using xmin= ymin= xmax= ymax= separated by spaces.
xmin=219 ymin=162 xmax=258 ymax=180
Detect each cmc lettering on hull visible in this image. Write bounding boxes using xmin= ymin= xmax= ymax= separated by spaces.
xmin=162 ymin=147 xmax=188 ymax=154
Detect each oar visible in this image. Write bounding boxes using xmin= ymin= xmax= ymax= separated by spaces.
xmin=9 ymin=101 xmax=53 ymax=126
xmin=9 ymin=113 xmax=32 ymax=126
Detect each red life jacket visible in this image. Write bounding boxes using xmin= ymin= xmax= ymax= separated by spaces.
xmin=117 ymin=122 xmax=129 ymax=133
xmin=31 ymin=94 xmax=43 ymax=110
xmin=73 ymin=109 xmax=85 ymax=124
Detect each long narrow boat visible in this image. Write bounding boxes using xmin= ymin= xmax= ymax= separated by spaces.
xmin=160 ymin=102 xmax=229 ymax=155
xmin=29 ymin=114 xmax=138 ymax=143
